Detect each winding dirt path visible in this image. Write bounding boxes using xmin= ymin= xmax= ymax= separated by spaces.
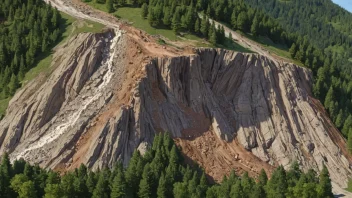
xmin=44 ymin=0 xmax=119 ymax=27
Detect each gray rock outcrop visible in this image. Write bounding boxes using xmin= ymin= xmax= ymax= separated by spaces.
xmin=0 ymin=32 xmax=351 ymax=188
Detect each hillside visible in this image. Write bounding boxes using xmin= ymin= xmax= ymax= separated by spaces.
xmin=0 ymin=0 xmax=352 ymax=197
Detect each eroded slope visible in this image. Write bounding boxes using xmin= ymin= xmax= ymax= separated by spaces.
xmin=0 ymin=30 xmax=351 ymax=188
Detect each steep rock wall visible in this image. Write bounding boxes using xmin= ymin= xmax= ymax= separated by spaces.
xmin=0 ymin=33 xmax=351 ymax=187
xmin=135 ymin=49 xmax=352 ymax=186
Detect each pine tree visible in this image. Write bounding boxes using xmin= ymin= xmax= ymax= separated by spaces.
xmin=9 ymin=74 xmax=19 ymax=95
xmin=237 ymin=12 xmax=248 ymax=32
xmin=230 ymin=179 xmax=243 ymax=198
xmin=92 ymin=171 xmax=110 ymax=198
xmin=141 ymin=3 xmax=148 ymax=19
xmin=44 ymin=184 xmax=63 ymax=198
xmin=324 ymin=86 xmax=335 ymax=109
xmin=162 ymin=7 xmax=171 ymax=26
xmin=73 ymin=173 xmax=88 ymax=198
xmin=61 ymin=173 xmax=76 ymax=198
xmin=18 ymin=181 xmax=37 ymax=198
xmin=348 ymin=129 xmax=352 ymax=154
xmin=251 ymin=16 xmax=259 ymax=36
xmin=1 ymin=152 xmax=12 ymax=178
xmin=117 ymin=0 xmax=126 ymax=6
xmin=45 ymin=171 xmax=60 ymax=185
xmin=206 ymin=5 xmax=211 ymax=16
xmin=12 ymin=159 xmax=26 ymax=175
xmin=188 ymin=172 xmax=199 ymax=196
xmin=147 ymin=7 xmax=158 ymax=27
xmin=289 ymin=43 xmax=297 ymax=58
xmin=86 ymin=171 xmax=97 ymax=196
xmin=316 ymin=165 xmax=333 ymax=198
xmin=172 ymin=8 xmax=181 ymax=34
xmin=258 ymin=169 xmax=268 ymax=186
xmin=200 ymin=16 xmax=209 ymax=38
xmin=335 ymin=109 xmax=344 ymax=128
xmin=130 ymin=0 xmax=137 ymax=7
xmin=218 ymin=176 xmax=231 ymax=198
xmin=231 ymin=10 xmax=237 ymax=29
xmin=288 ymin=162 xmax=301 ymax=183
xmin=138 ymin=164 xmax=153 ymax=198
xmin=194 ymin=18 xmax=200 ymax=34
xmin=18 ymin=56 xmax=26 ymax=81
xmin=252 ymin=182 xmax=266 ymax=198
xmin=125 ymin=150 xmax=142 ymax=197
xmin=106 ymin=0 xmax=114 ymax=13
xmin=220 ymin=26 xmax=225 ymax=44
xmin=198 ymin=172 xmax=208 ymax=197
xmin=209 ymin=25 xmax=217 ymax=45
xmin=265 ymin=165 xmax=287 ymax=198
xmin=185 ymin=6 xmax=196 ymax=31
xmin=0 ymin=153 xmax=13 ymax=197
xmin=241 ymin=172 xmax=254 ymax=195
xmin=173 ymin=182 xmax=188 ymax=198
xmin=342 ymin=114 xmax=352 ymax=136
xmin=10 ymin=174 xmax=28 ymax=194
xmin=111 ymin=170 xmax=126 ymax=198
xmin=157 ymin=173 xmax=167 ymax=198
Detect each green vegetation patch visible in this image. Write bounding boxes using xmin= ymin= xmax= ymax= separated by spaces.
xmin=255 ymin=35 xmax=304 ymax=66
xmin=84 ymin=2 xmax=250 ymax=52
xmin=0 ymin=10 xmax=105 ymax=117
xmin=115 ymin=7 xmax=178 ymax=41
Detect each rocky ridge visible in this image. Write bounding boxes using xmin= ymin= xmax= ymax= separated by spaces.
xmin=0 ymin=30 xmax=351 ymax=188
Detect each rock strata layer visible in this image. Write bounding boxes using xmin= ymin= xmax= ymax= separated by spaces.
xmin=0 ymin=33 xmax=351 ymax=188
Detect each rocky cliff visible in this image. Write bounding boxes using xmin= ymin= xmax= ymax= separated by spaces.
xmin=0 ymin=30 xmax=351 ymax=188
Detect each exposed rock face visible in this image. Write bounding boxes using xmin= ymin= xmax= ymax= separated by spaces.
xmin=139 ymin=49 xmax=352 ymax=186
xmin=0 ymin=32 xmax=351 ymax=188
xmin=0 ymin=29 xmax=125 ymax=167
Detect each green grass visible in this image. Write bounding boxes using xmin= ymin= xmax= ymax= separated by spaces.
xmin=218 ymin=38 xmax=253 ymax=53
xmin=0 ymin=12 xmax=106 ymax=117
xmin=116 ymin=7 xmax=179 ymax=41
xmin=85 ymin=2 xmax=252 ymax=52
xmin=240 ymin=32 xmax=304 ymax=66
xmin=85 ymin=2 xmax=179 ymax=40
xmin=85 ymin=1 xmax=109 ymax=13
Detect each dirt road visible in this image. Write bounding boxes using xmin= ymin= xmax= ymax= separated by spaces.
xmin=44 ymin=0 xmax=119 ymax=27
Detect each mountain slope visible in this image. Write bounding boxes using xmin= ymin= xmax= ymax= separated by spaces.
xmin=0 ymin=0 xmax=351 ymax=195
xmin=0 ymin=26 xmax=351 ymax=187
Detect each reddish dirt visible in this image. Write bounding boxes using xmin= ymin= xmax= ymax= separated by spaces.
xmin=148 ymin=91 xmax=274 ymax=180
xmin=175 ymin=130 xmax=274 ymax=181
xmin=64 ymin=25 xmax=196 ymax=170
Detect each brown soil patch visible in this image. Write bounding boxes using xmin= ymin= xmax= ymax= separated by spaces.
xmin=175 ymin=130 xmax=274 ymax=182
xmin=64 ymin=33 xmax=152 ymax=170
xmin=64 ymin=24 xmax=196 ymax=170
xmin=122 ymin=25 xmax=195 ymax=58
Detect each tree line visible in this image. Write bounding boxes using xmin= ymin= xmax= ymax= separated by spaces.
xmin=0 ymin=0 xmax=62 ymax=101
xmin=0 ymin=133 xmax=334 ymax=198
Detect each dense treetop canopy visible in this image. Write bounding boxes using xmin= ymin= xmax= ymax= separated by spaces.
xmin=0 ymin=133 xmax=334 ymax=198
xmin=0 ymin=0 xmax=62 ymax=103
